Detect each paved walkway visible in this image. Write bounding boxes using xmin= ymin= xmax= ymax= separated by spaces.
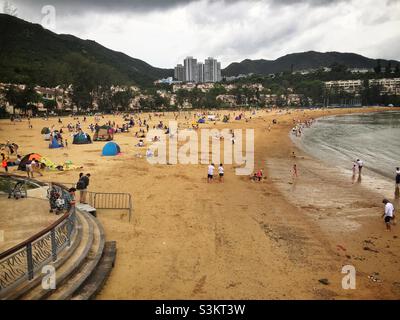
xmin=0 ymin=187 xmax=59 ymax=253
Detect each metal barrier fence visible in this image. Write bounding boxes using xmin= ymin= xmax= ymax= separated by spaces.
xmin=30 ymin=181 xmax=133 ymax=221
xmin=0 ymin=175 xmax=77 ymax=297
xmin=44 ymin=182 xmax=133 ymax=222
xmin=88 ymin=192 xmax=133 ymax=222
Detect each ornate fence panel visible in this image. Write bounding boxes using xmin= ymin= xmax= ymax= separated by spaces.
xmin=0 ymin=175 xmax=77 ymax=298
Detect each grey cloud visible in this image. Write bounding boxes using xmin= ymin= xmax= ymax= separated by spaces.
xmin=268 ymin=0 xmax=349 ymax=5
xmin=8 ymin=0 xmax=201 ymax=16
xmin=2 ymin=0 xmax=398 ymax=67
xmin=7 ymin=0 xmax=353 ymax=16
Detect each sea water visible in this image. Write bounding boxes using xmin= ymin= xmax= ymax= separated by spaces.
xmin=292 ymin=110 xmax=400 ymax=192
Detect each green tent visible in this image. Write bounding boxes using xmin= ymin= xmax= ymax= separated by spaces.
xmin=41 ymin=127 xmax=51 ymax=134
xmin=73 ymin=132 xmax=92 ymax=144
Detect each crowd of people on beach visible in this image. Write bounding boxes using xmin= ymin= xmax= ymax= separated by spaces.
xmin=291 ymin=118 xmax=316 ymax=137
xmin=206 ymin=163 xmax=265 ymax=184
xmin=3 ymin=110 xmax=399 ymax=232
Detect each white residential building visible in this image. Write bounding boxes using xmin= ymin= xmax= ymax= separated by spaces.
xmin=349 ymin=68 xmax=374 ymax=74
xmin=369 ymin=78 xmax=400 ymax=95
xmin=325 ymin=80 xmax=364 ymax=93
xmin=325 ymin=78 xmax=400 ymax=95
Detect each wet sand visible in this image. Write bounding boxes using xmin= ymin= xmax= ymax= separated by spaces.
xmin=1 ymin=107 xmax=399 ymax=299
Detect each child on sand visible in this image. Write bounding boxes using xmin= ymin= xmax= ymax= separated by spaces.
xmin=1 ymin=153 xmax=8 ymax=172
xmin=292 ymin=164 xmax=298 ymax=178
xmin=352 ymin=163 xmax=357 ymax=176
xmin=32 ymin=158 xmax=43 ymax=177
xmin=356 ymin=159 xmax=363 ymax=175
xmin=382 ymin=199 xmax=395 ymax=231
xmin=207 ymin=163 xmax=215 ymax=183
xmin=218 ymin=164 xmax=224 ymax=183
xmin=256 ymin=169 xmax=263 ymax=181
xmin=26 ymin=160 xmax=33 ymax=178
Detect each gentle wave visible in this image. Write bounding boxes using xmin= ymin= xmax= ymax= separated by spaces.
xmin=292 ymin=110 xmax=400 ymax=182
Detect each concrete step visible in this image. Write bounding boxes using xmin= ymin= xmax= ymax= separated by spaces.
xmin=2 ymin=213 xmax=83 ymax=300
xmin=71 ymin=241 xmax=117 ymax=300
xmin=76 ymin=203 xmax=97 ymax=217
xmin=46 ymin=211 xmax=105 ymax=300
xmin=19 ymin=210 xmax=94 ymax=300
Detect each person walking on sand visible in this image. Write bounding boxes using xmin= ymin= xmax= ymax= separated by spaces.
xmin=208 ymin=163 xmax=215 ymax=183
xmin=292 ymin=164 xmax=298 ymax=178
xmin=356 ymin=159 xmax=363 ymax=175
xmin=218 ymin=164 xmax=224 ymax=183
xmin=352 ymin=162 xmax=357 ymax=176
xmin=256 ymin=169 xmax=263 ymax=182
xmin=382 ymin=199 xmax=395 ymax=231
xmin=395 ymin=167 xmax=400 ymax=188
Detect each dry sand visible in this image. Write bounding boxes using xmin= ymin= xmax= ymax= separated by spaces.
xmin=1 ymin=107 xmax=399 ymax=299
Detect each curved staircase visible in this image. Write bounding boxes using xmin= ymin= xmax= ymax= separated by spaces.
xmin=2 ymin=209 xmax=116 ymax=300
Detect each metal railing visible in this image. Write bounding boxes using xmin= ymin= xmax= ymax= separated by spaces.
xmin=30 ymin=181 xmax=133 ymax=221
xmin=0 ymin=175 xmax=77 ymax=298
xmin=88 ymin=192 xmax=133 ymax=222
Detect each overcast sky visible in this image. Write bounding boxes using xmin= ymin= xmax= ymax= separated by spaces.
xmin=2 ymin=0 xmax=400 ymax=68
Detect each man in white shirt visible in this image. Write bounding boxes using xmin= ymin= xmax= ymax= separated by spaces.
xmin=382 ymin=199 xmax=395 ymax=231
xmin=207 ymin=163 xmax=215 ymax=183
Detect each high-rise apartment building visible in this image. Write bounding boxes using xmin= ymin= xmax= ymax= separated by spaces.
xmin=204 ymin=57 xmax=221 ymax=83
xmin=174 ymin=64 xmax=185 ymax=82
xmin=174 ymin=57 xmax=222 ymax=83
xmin=184 ymin=57 xmax=197 ymax=82
xmin=197 ymin=63 xmax=204 ymax=83
xmin=217 ymin=62 xmax=222 ymax=82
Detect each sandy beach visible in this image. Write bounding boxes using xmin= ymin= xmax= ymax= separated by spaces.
xmin=1 ymin=107 xmax=399 ymax=300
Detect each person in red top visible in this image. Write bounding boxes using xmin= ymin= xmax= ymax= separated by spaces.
xmin=1 ymin=153 xmax=9 ymax=172
xmin=256 ymin=169 xmax=263 ymax=181
xmin=292 ymin=164 xmax=298 ymax=178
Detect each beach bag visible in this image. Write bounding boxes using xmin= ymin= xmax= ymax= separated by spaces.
xmin=55 ymin=198 xmax=65 ymax=208
xmin=76 ymin=179 xmax=85 ymax=190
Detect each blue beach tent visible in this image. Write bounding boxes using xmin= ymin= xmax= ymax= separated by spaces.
xmin=49 ymin=137 xmax=63 ymax=149
xmin=102 ymin=142 xmax=121 ymax=156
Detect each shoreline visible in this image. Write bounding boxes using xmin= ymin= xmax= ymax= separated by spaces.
xmin=290 ymin=110 xmax=400 ymax=192
xmin=265 ymin=107 xmax=400 ymax=299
